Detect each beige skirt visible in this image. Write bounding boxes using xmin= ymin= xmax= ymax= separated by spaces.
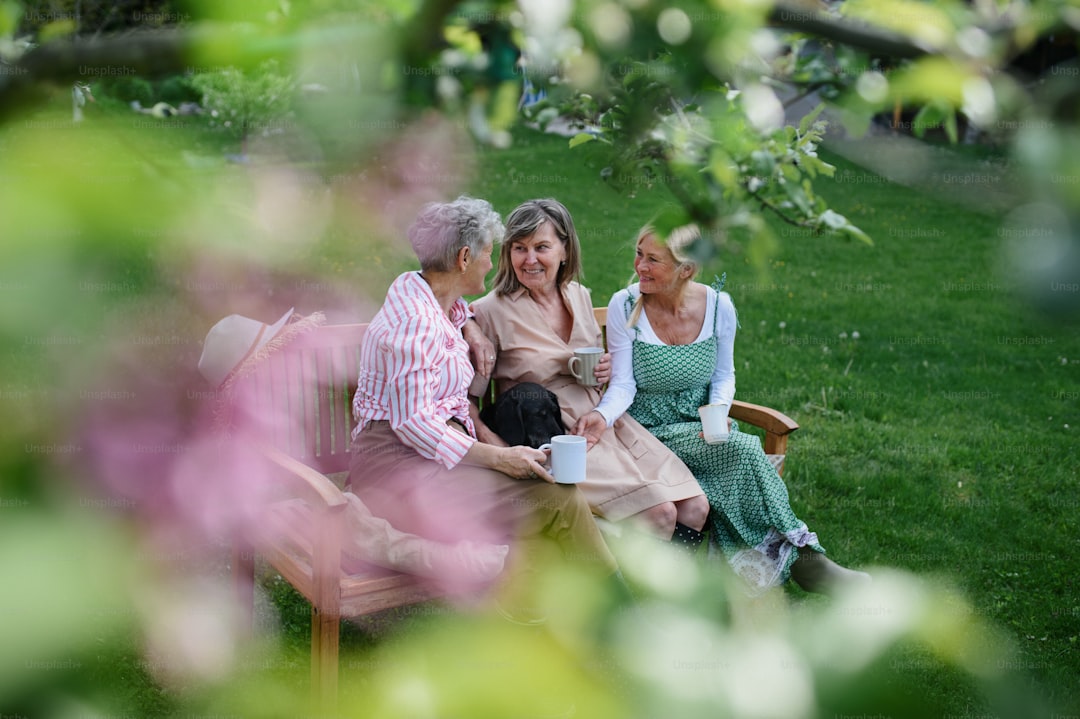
xmin=509 ymin=377 xmax=706 ymax=523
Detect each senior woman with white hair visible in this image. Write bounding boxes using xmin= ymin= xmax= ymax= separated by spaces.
xmin=347 ymin=196 xmax=618 ymax=619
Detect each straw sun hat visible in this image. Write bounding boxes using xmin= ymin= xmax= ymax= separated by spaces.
xmin=199 ymin=308 xmax=326 ymax=389
xmin=198 ymin=308 xmax=326 ymax=428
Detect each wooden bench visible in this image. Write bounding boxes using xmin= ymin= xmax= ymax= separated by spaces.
xmin=230 ymin=322 xmax=443 ymax=714
xmin=231 ymin=308 xmax=799 ymax=711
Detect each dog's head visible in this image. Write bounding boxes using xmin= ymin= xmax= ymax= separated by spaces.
xmin=487 ymin=382 xmax=565 ymax=449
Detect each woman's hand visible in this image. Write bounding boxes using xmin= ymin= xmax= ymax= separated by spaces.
xmin=592 ymin=352 xmax=612 ymax=386
xmin=462 ymin=438 xmax=551 ymax=480
xmin=475 ymin=416 xmax=510 ymax=447
xmin=462 ymin=318 xmax=496 ymax=378
xmin=496 ymin=445 xmax=554 ymax=482
xmin=467 ymin=399 xmax=508 ymax=446
xmin=696 ymin=419 xmax=732 ymax=441
xmin=572 ymin=410 xmax=608 ymax=450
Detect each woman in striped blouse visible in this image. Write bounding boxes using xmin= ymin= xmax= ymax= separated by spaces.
xmin=347 ymin=196 xmax=618 ymax=618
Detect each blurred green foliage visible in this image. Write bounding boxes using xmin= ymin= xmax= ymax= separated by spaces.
xmin=0 ymin=0 xmax=1077 ymax=717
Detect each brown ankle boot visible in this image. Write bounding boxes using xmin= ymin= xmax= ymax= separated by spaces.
xmin=790 ymin=547 xmax=871 ymax=594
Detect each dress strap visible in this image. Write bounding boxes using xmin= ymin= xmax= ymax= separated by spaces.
xmin=625 ymin=288 xmax=641 ymax=338
xmin=711 ymin=272 xmax=739 ymax=332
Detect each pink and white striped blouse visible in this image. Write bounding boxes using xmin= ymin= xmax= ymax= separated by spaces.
xmin=352 ymin=271 xmax=477 ymax=468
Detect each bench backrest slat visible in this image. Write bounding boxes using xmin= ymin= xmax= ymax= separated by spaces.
xmin=243 ymin=323 xmax=367 ymax=475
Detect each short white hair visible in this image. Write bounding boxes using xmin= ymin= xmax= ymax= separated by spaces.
xmin=408 ymin=196 xmax=503 ymax=272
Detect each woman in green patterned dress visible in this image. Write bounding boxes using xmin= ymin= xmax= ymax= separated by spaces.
xmin=574 ymin=224 xmax=869 ymax=595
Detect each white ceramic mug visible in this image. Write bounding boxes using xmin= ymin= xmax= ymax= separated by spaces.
xmin=567 ymin=347 xmax=604 ymax=386
xmin=698 ymin=403 xmax=731 ymax=444
xmin=537 ymin=434 xmax=587 ymax=484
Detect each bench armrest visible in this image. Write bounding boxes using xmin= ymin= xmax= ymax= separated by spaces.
xmin=257 ymin=443 xmax=348 ymax=512
xmin=728 ymin=400 xmax=799 ymax=457
xmin=256 ymin=443 xmax=347 ymax=609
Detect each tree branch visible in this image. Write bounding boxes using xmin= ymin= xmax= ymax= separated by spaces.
xmin=0 ymin=24 xmax=369 ymax=124
xmin=767 ymin=1 xmax=930 ymax=60
xmin=747 ymin=188 xmax=814 ymax=229
xmin=0 ymin=0 xmax=466 ymax=123
xmin=402 ymin=0 xmax=461 ymax=68
xmin=780 ymin=81 xmax=832 ymax=109
xmin=399 ymin=0 xmax=466 ymax=104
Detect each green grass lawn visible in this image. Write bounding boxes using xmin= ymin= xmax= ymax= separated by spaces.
xmin=756 ymin=150 xmax=1078 ymax=713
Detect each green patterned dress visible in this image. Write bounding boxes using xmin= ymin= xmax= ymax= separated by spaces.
xmin=624 ymin=285 xmax=825 ymax=594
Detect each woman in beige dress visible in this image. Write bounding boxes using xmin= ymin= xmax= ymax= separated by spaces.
xmin=471 ymin=199 xmax=710 ymax=548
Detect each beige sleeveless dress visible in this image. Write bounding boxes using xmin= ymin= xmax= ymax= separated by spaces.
xmin=472 ymin=282 xmax=704 ymax=522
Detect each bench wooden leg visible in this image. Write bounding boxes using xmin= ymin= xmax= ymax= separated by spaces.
xmin=763 ymin=433 xmax=790 ymax=476
xmin=232 ymin=537 xmax=255 ymax=639
xmin=311 ymin=605 xmax=340 ymax=714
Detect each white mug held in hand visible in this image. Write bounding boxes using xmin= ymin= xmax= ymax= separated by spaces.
xmin=567 ymin=347 xmax=604 ymax=386
xmin=537 ymin=434 xmax=587 ymax=484
xmin=698 ymin=403 xmax=731 ymax=444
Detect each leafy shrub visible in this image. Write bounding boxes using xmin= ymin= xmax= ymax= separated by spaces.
xmin=188 ymin=59 xmax=296 ymax=142
xmin=94 ymin=74 xmax=199 ymax=107
xmin=157 ymin=74 xmax=199 ymax=105
xmin=98 ymin=75 xmax=155 ymax=106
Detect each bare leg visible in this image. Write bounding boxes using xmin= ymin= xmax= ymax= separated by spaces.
xmin=674 ymin=494 xmax=709 ymax=532
xmin=630 ymin=502 xmax=678 ymax=539
xmin=627 ymin=498 xmax=709 ymax=559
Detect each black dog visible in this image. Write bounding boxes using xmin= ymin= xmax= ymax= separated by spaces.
xmin=480 ymin=382 xmax=565 ymax=449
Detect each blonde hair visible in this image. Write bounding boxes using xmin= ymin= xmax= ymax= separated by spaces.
xmin=626 ymin=223 xmax=702 ymax=329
